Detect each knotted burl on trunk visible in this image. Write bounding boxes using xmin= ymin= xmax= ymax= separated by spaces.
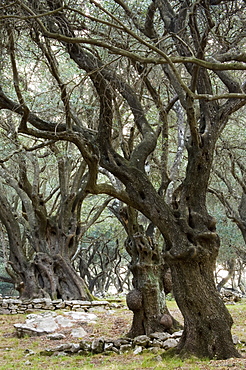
xmin=159 ymin=313 xmax=173 ymax=330
xmin=126 ymin=289 xmax=173 ymax=331
xmin=126 ymin=289 xmax=143 ymax=311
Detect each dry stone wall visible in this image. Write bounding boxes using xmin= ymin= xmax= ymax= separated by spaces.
xmin=41 ymin=332 xmax=184 ymax=356
xmin=0 ymin=297 xmax=112 ymax=314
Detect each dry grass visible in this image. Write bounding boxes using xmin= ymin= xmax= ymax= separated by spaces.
xmin=0 ymin=299 xmax=245 ymax=370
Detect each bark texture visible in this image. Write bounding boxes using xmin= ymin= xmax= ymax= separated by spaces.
xmin=0 ymin=199 xmax=90 ymax=300
xmin=112 ymin=205 xmax=180 ymax=337
xmin=171 ymin=260 xmax=239 ymax=359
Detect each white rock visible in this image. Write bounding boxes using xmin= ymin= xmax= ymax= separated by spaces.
xmin=150 ymin=332 xmax=171 ymax=341
xmin=163 ymin=338 xmax=178 ymax=349
xmin=71 ymin=327 xmax=87 ymax=338
xmin=91 ymin=300 xmax=108 ymax=306
xmin=64 ymin=311 xmax=97 ymax=322
xmin=24 ymin=360 xmax=32 ymax=366
xmin=55 ymin=315 xmax=73 ymax=328
xmin=232 ymin=335 xmax=240 ymax=345
xmin=133 ymin=346 xmax=143 ymax=354
xmin=171 ymin=330 xmax=183 ymax=338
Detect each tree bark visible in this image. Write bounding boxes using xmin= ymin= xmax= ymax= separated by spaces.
xmin=171 ymin=258 xmax=239 ymax=359
xmin=0 ymin=187 xmax=91 ymax=300
xmin=7 ymin=237 xmax=90 ymax=301
xmin=113 ymin=205 xmax=180 ymax=337
xmin=32 ymin=252 xmax=90 ymax=300
xmin=126 ymin=261 xmax=179 ymax=338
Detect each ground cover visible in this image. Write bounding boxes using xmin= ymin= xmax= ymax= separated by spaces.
xmin=0 ymin=299 xmax=245 ymax=370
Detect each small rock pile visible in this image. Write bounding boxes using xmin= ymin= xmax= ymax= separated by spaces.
xmin=41 ymin=331 xmax=183 ymax=356
xmin=0 ymin=298 xmax=113 ymax=314
xmin=14 ymin=311 xmax=98 ymax=338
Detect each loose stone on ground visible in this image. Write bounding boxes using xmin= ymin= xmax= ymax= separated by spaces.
xmin=14 ymin=311 xmax=97 ymax=338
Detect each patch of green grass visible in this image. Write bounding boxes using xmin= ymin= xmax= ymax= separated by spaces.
xmin=227 ymin=301 xmax=246 ymax=341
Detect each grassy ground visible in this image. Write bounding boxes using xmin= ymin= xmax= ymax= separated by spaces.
xmin=0 ymin=299 xmax=245 ymax=370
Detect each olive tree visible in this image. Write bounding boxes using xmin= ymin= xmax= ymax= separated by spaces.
xmin=0 ymin=118 xmax=111 ymax=299
xmin=1 ymin=0 xmax=246 ymax=359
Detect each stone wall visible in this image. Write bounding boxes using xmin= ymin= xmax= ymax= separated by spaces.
xmin=41 ymin=332 xmax=183 ymax=356
xmin=0 ymin=297 xmax=113 ymax=314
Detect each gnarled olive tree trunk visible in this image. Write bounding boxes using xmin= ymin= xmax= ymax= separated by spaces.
xmin=111 ymin=205 xmax=180 ymax=337
xmin=125 ymin=234 xmax=173 ymax=337
xmin=0 ymin=148 xmax=91 ymax=300
xmin=9 ymin=236 xmax=90 ymax=301
xmin=171 ymin=258 xmax=237 ymax=359
xmin=0 ymin=194 xmax=90 ymax=300
xmin=121 ymin=182 xmax=240 ymax=358
xmin=29 ymin=247 xmax=90 ymax=301
xmin=12 ymin=254 xmax=89 ymax=301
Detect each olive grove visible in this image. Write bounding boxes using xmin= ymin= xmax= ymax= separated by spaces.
xmin=0 ymin=0 xmax=246 ymax=359
xmin=0 ymin=123 xmax=113 ymax=300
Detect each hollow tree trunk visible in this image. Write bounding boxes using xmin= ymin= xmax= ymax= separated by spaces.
xmin=170 ymin=257 xmax=240 ymax=359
